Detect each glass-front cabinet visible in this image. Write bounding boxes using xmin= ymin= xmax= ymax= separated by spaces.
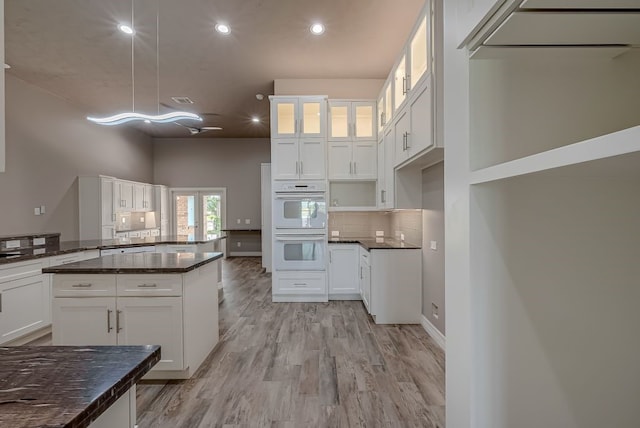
xmin=270 ymin=96 xmax=326 ymax=139
xmin=328 ymin=101 xmax=376 ymax=141
xmin=393 ymin=55 xmax=407 ymax=113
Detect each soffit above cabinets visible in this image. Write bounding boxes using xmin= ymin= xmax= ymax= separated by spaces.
xmin=467 ymin=0 xmax=640 ymax=57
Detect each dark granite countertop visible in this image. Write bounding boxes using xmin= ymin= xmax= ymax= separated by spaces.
xmin=0 ymin=345 xmax=159 ymax=428
xmin=43 ymin=252 xmax=223 ymax=274
xmin=328 ymin=237 xmax=421 ymax=250
xmin=0 ymin=235 xmax=227 ymax=265
xmin=0 ymin=232 xmax=60 ymax=240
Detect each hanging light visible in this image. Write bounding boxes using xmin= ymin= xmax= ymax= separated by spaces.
xmin=88 ymin=0 xmax=201 ymax=126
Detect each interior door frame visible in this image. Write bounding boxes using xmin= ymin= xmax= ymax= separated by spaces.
xmin=170 ymin=187 xmax=227 ymax=240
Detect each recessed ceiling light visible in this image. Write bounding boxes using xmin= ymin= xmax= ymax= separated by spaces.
xmin=310 ymin=23 xmax=325 ymax=35
xmin=118 ymin=24 xmax=135 ymax=35
xmin=4 ymin=64 xmax=10 ymax=69
xmin=215 ymin=23 xmax=231 ymax=35
xmin=255 ymin=94 xmax=264 ymax=101
xmin=251 ymin=117 xmax=260 ymax=123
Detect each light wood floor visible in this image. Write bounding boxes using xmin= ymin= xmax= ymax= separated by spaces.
xmin=31 ymin=257 xmax=446 ymax=426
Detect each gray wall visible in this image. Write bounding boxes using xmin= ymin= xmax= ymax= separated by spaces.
xmin=0 ymin=75 xmax=153 ymax=240
xmin=422 ymin=162 xmax=445 ymax=334
xmin=153 ymin=137 xmax=270 ymax=252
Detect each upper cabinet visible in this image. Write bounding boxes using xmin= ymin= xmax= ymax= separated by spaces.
xmin=133 ymin=183 xmax=155 ymax=212
xmin=272 ymin=138 xmax=326 ymax=181
xmin=328 ymin=101 xmax=376 ymax=142
xmin=270 ymin=96 xmax=326 ymax=139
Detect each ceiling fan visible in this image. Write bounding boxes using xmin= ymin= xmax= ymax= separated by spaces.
xmin=159 ymin=102 xmax=223 ymax=135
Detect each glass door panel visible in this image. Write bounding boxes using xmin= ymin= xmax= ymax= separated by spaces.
xmin=174 ymin=194 xmax=196 ymax=240
xmin=410 ymin=15 xmax=428 ymax=87
xmin=277 ymin=103 xmax=296 ymax=135
xmin=330 ymin=104 xmax=349 ymax=139
xmin=354 ymin=104 xmax=374 ymax=139
xmin=302 ymin=102 xmax=321 ymax=135
xmin=385 ymin=83 xmax=393 ymax=123
xmin=201 ymin=194 xmax=222 ymax=239
xmin=394 ymin=56 xmax=407 ymax=111
xmin=377 ymin=97 xmax=384 ymax=132
xmin=173 ymin=189 xmax=225 ymax=240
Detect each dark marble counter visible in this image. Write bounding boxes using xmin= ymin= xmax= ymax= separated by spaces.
xmin=328 ymin=237 xmax=421 ymax=250
xmin=0 ymin=232 xmax=60 ymax=241
xmin=0 ymin=235 xmax=227 ymax=265
xmin=43 ymin=252 xmax=223 ymax=274
xmin=0 ymin=345 xmax=160 ymax=428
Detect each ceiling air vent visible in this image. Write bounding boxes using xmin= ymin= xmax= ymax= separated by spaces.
xmin=171 ymin=96 xmax=194 ymax=104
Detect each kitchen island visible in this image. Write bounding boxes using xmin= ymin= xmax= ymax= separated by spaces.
xmin=43 ymin=252 xmax=222 ymax=380
xmin=0 ymin=345 xmax=159 ymax=428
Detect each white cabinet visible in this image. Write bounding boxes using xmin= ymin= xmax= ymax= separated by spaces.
xmin=328 ymin=141 xmax=376 ymax=180
xmin=456 ymin=0 xmax=505 ymax=46
xmin=378 ymin=79 xmax=393 ymax=132
xmin=359 ymin=247 xmax=371 ymax=313
xmin=272 ymin=138 xmax=325 ymax=180
xmin=89 ymin=387 xmax=135 ymax=428
xmin=328 ymin=244 xmax=360 ymax=297
xmin=134 ymin=184 xmax=155 ymax=211
xmin=272 ymin=271 xmax=327 ymax=301
xmin=0 ymin=261 xmax=49 ymax=344
xmin=377 ymin=128 xmax=396 ymax=209
xmin=52 ymin=297 xmax=117 ymax=345
xmin=116 ymin=180 xmax=134 ymax=212
xmin=393 ymin=76 xmax=434 ymax=167
xmin=79 ymin=176 xmax=117 ymax=240
xmin=270 ymin=97 xmax=326 ymax=139
xmin=155 ymin=185 xmax=169 ymax=237
xmin=328 ymin=101 xmax=376 ymax=141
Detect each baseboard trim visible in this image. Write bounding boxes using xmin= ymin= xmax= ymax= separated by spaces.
xmin=3 ymin=325 xmax=52 ymax=346
xmin=420 ymin=315 xmax=446 ymax=351
xmin=229 ymin=251 xmax=262 ymax=257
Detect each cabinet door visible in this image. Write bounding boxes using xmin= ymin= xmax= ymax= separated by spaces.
xmin=353 ymin=102 xmax=376 ymax=141
xmin=362 ymin=262 xmax=371 ymax=313
xmin=133 ymin=184 xmax=145 ymax=211
xmin=52 ymin=297 xmax=117 ymax=345
xmin=102 ymin=225 xmax=115 ymax=240
xmin=384 ymin=83 xmax=393 ymax=126
xmin=299 ymin=138 xmax=326 ymax=180
xmin=383 ymin=127 xmax=396 ymax=208
xmin=117 ymin=297 xmax=184 ymax=371
xmin=272 ymin=139 xmax=299 ymax=180
xmin=408 ymin=78 xmax=434 ymax=157
xmin=328 ymin=101 xmax=351 ymax=141
xmin=328 ymin=245 xmax=359 ymax=295
xmin=300 ymin=98 xmax=326 ymax=138
xmin=393 ymin=55 xmax=408 ymax=113
xmin=328 ymin=142 xmax=352 ymax=179
xmin=377 ymin=138 xmax=386 ymax=207
xmin=394 ymin=110 xmax=411 ymax=165
xmin=144 ymin=185 xmax=156 ymax=211
xmin=0 ymin=275 xmax=48 ymax=344
xmin=100 ymin=177 xmax=115 ymax=225
xmin=377 ymin=96 xmax=385 ymax=134
xmin=409 ymin=11 xmax=430 ymax=92
xmin=271 ymin=98 xmax=298 ymax=138
xmin=352 ymin=141 xmax=377 ymax=179
xmin=119 ymin=182 xmax=134 ymax=211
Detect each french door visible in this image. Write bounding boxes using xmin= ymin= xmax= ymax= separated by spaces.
xmin=171 ymin=188 xmax=226 ymax=240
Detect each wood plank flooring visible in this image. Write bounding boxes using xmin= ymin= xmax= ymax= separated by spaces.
xmin=135 ymin=257 xmax=445 ymax=427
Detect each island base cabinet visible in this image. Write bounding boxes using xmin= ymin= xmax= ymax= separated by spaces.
xmin=52 ymin=297 xmax=117 ymax=346
xmin=89 ymin=385 xmax=135 ymax=428
xmin=118 ymin=297 xmax=184 ymax=371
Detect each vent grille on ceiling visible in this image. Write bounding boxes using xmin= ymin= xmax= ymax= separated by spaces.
xmin=171 ymin=96 xmax=194 ymax=104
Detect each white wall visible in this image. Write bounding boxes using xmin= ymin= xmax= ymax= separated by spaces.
xmin=274 ymin=78 xmax=384 ymax=99
xmin=153 ymin=137 xmax=271 ymax=233
xmin=422 ymin=162 xmax=444 ymax=334
xmin=0 ymin=74 xmax=153 ymax=240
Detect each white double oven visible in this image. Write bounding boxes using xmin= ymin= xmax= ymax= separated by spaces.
xmin=273 ymin=181 xmax=327 ymax=271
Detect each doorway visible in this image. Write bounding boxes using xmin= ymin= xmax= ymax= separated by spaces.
xmin=171 ymin=188 xmax=226 ymax=240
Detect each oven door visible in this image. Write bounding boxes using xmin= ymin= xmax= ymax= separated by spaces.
xmin=274 ymin=234 xmax=326 ymax=271
xmin=274 ymin=193 xmax=327 ymax=229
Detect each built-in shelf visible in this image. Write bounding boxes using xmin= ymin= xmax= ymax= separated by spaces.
xmin=470 ymin=46 xmax=631 ymax=60
xmin=470 ymin=125 xmax=640 ymax=185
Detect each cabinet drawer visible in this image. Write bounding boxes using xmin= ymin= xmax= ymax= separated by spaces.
xmin=275 ymin=272 xmax=326 ymax=295
xmin=49 ymin=250 xmax=99 ymax=266
xmin=0 ymin=260 xmax=43 ymax=284
xmin=117 ymin=275 xmax=183 ymax=297
xmin=53 ymin=275 xmax=116 ymax=297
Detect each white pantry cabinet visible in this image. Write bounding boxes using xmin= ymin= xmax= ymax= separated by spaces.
xmin=328 ymin=244 xmax=360 ymax=298
xmin=270 ymin=96 xmax=326 ymax=139
xmin=377 ymin=125 xmax=395 ymax=209
xmin=328 ymin=140 xmax=376 ymax=180
xmin=79 ymin=176 xmax=117 ymax=240
xmin=272 ymin=138 xmax=325 ymax=180
xmin=393 ymin=76 xmax=434 ymax=167
xmin=328 ymin=101 xmax=376 ymax=141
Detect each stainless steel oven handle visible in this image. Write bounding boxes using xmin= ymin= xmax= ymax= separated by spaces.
xmin=275 ymin=194 xmax=326 ymax=200
xmin=275 ymin=236 xmax=326 ymax=241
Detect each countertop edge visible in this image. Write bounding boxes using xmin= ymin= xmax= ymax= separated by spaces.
xmin=328 ymin=238 xmax=421 ymax=250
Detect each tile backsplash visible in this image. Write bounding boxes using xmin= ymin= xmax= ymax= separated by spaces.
xmin=328 ymin=210 xmax=422 ymax=245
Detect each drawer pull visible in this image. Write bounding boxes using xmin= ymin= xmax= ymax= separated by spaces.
xmin=116 ymin=310 xmax=123 ymax=332
xmin=137 ymin=283 xmax=157 ymax=288
xmin=293 ymin=283 xmax=307 ymax=287
xmin=71 ymin=283 xmax=92 ymax=288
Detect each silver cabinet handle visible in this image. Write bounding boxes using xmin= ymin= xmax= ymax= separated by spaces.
xmin=329 ymin=251 xmax=332 ymax=263
xmin=402 ymin=76 xmax=406 ymax=95
xmin=0 ymin=292 xmax=2 ymax=313
xmin=300 ymin=161 xmax=303 ymax=175
xmin=293 ymin=283 xmax=307 ymax=287
xmin=137 ymin=283 xmax=157 ymax=288
xmin=405 ymin=132 xmax=410 ymax=150
xmin=107 ymin=309 xmax=113 ymax=332
xmin=72 ymin=283 xmax=92 ymax=288
xmin=295 ymin=161 xmax=299 ymax=175
xmin=349 ymin=162 xmax=353 ymax=174
xmin=406 ymin=74 xmax=411 ymax=92
xmin=294 ymin=118 xmax=298 ymax=134
xmin=354 ymin=162 xmax=357 ymax=175
xmin=381 ymin=189 xmax=386 ymax=203
xmin=360 ymin=266 xmax=363 ymax=279
xmin=116 ymin=310 xmax=123 ymax=333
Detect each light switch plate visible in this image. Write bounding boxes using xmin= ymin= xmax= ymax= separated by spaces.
xmin=34 ymin=207 xmax=41 ymax=215
xmin=236 ymin=218 xmax=241 ymax=224
xmin=400 ymin=233 xmax=405 ymax=241
xmin=245 ymin=219 xmax=250 ymax=224
xmin=375 ymin=230 xmax=384 ymax=237
xmin=430 ymin=240 xmax=437 ymax=250
xmin=6 ymin=240 xmax=20 ymax=249
xmin=40 ymin=205 xmax=46 ymax=214
xmin=33 ymin=238 xmax=46 ymax=246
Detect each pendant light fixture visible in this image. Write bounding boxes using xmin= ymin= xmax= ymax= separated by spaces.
xmin=87 ymin=0 xmax=201 ymax=126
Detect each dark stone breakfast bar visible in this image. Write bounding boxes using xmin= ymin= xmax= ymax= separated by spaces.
xmin=0 ymin=345 xmax=160 ymax=428
xmin=43 ymin=252 xmax=223 ymax=381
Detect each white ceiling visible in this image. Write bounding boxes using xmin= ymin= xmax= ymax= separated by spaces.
xmin=5 ymin=0 xmax=424 ymax=138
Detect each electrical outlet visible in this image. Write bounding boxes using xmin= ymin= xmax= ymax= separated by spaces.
xmin=400 ymin=233 xmax=405 ymax=241
xmin=432 ymin=303 xmax=439 ymax=319
xmin=236 ymin=218 xmax=241 ymax=224
xmin=430 ymin=240 xmax=437 ymax=250
xmin=6 ymin=240 xmax=20 ymax=249
xmin=34 ymin=207 xmax=41 ymax=216
xmin=375 ymin=230 xmax=384 ymax=237
xmin=140 ymin=217 xmax=145 ymax=222
xmin=40 ymin=205 xmax=46 ymax=214
xmin=331 ymin=231 xmax=340 ymax=237
xmin=245 ymin=219 xmax=250 ymax=225
xmin=237 ymin=242 xmax=242 ymax=247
